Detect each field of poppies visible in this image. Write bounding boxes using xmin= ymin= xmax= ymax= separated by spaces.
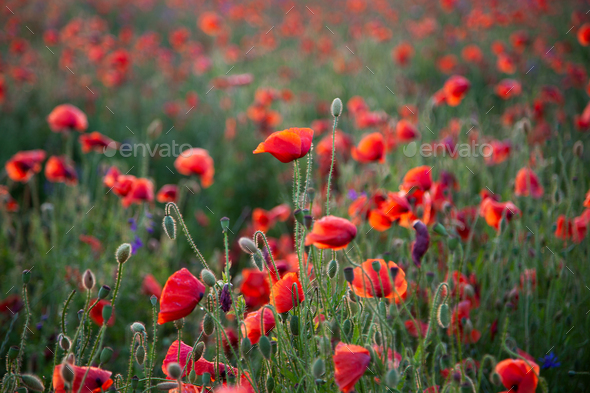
xmin=1 ymin=0 xmax=590 ymax=392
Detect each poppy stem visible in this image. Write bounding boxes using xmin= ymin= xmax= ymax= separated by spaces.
xmin=15 ymin=284 xmax=30 ymax=374
xmin=165 ymin=202 xmax=211 ymax=271
xmin=253 ymin=231 xmax=280 ymax=281
xmin=76 ymin=325 xmax=106 ymax=393
xmin=325 ymin=116 xmax=339 ymax=216
xmin=145 ymin=301 xmax=158 ymax=390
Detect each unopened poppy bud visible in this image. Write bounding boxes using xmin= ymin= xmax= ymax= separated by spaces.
xmin=343 ymin=267 xmax=354 ymax=284
xmin=374 ymin=331 xmax=382 ymax=346
xmin=135 ymin=345 xmax=146 ymax=365
xmin=147 ymin=119 xmax=163 ymax=140
xmin=100 ymin=347 xmax=113 ymax=364
xmin=163 ymin=216 xmax=177 ymax=240
xmin=82 ymin=269 xmax=95 ymax=290
xmin=490 ymin=372 xmax=502 ymax=385
xmin=342 ymin=319 xmax=353 ymax=338
xmin=201 ymin=372 xmax=211 ymax=386
xmin=219 ymin=284 xmax=232 ymax=312
xmin=157 ymin=382 xmax=179 ymax=391
xmin=65 ymin=353 xmax=75 ymax=365
xmin=258 ymin=335 xmax=272 ymax=360
xmin=7 ymin=346 xmax=19 ymax=360
xmin=238 ymin=237 xmax=258 ymax=254
xmin=20 ymin=374 xmax=45 ymax=392
xmin=200 ymin=269 xmax=217 ymax=287
xmin=220 ymin=217 xmax=230 ymax=232
xmin=150 ymin=295 xmax=157 ymax=306
xmin=447 ymin=237 xmax=459 ymax=251
xmin=290 ymin=315 xmax=299 ymax=336
xmin=307 ymin=188 xmax=316 ymax=201
xmin=22 ymin=270 xmax=31 ymax=284
xmin=266 ymin=375 xmax=275 ymax=392
xmin=77 ymin=309 xmax=84 ymax=321
xmin=167 ymin=362 xmax=182 ymax=380
xmin=437 ymin=303 xmax=450 ymax=328
xmin=188 ymin=370 xmax=196 ymax=384
xmin=386 ymin=368 xmax=399 ymax=388
xmin=58 ymin=334 xmax=71 ymax=351
xmin=574 ymin=141 xmax=584 ymax=158
xmin=303 ymin=215 xmax=313 ymax=229
xmin=131 ymin=322 xmax=145 ymax=333
xmin=192 ymin=341 xmax=205 ymax=361
xmin=252 ymin=251 xmax=265 ymax=271
xmin=331 ymin=98 xmax=343 ymax=117
xmin=312 ymin=358 xmax=325 ymax=378
xmin=371 ymin=260 xmax=381 ymax=272
xmin=61 ymin=362 xmax=75 ymax=384
xmin=131 ymin=376 xmax=139 ymax=390
xmin=241 ymin=337 xmax=252 ymax=357
xmin=378 ymin=301 xmax=387 ymax=318
xmin=102 ymin=305 xmax=112 ymax=324
xmin=433 ymin=223 xmax=448 ymax=236
xmin=203 ymin=313 xmax=215 ymax=335
xmin=327 ymin=259 xmax=339 ymax=279
xmin=116 ymin=243 xmax=132 ymax=264
xmin=96 ymin=286 xmax=110 ymax=301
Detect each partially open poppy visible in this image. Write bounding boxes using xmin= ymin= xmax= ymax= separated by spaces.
xmin=396 ymin=119 xmax=421 ymax=142
xmin=351 ymin=132 xmax=386 ymax=163
xmin=53 ymin=364 xmax=112 ymax=393
xmin=142 ymin=274 xmax=163 ymax=299
xmin=174 ymin=148 xmax=214 ymax=188
xmin=158 ymin=268 xmax=205 ymax=324
xmin=443 ymin=75 xmax=470 ymax=106
xmin=241 ymin=307 xmax=276 ymax=344
xmin=479 ymin=197 xmax=520 ymax=230
xmin=239 ymin=268 xmax=270 ymax=310
xmin=5 ymin=150 xmax=46 ymax=182
xmin=351 ymin=259 xmax=407 ymax=302
xmin=495 ymin=358 xmax=539 ymax=393
xmin=156 ymin=184 xmax=178 ymax=203
xmin=47 ymin=104 xmax=88 ymax=132
xmin=162 ymin=340 xmax=192 ymax=378
xmin=401 ymin=166 xmax=432 ymax=192
xmin=89 ymin=299 xmax=115 ymax=326
xmin=252 ymin=204 xmax=291 ymax=232
xmin=578 ymin=23 xmax=590 ymax=46
xmin=253 ymin=128 xmax=314 ymax=163
xmin=122 ymin=178 xmax=154 ymax=208
xmin=514 ymin=168 xmax=544 ymax=198
xmin=79 ymin=132 xmax=117 ymax=153
xmin=45 ymin=156 xmax=77 ymax=185
xmin=333 ymin=342 xmax=371 ymax=392
xmin=495 ymin=79 xmax=522 ymax=99
xmin=270 ymin=272 xmax=304 ymax=313
xmin=305 ymin=216 xmax=357 ymax=250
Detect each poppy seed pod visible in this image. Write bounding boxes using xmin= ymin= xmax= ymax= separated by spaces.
xmin=20 ymin=375 xmax=44 ymax=392
xmin=98 ymin=285 xmax=111 ymax=300
xmin=331 ymin=98 xmax=343 ymax=117
xmin=82 ymin=269 xmax=95 ymax=291
xmin=163 ymin=216 xmax=177 ymax=240
xmin=238 ymin=237 xmax=258 ymax=254
xmin=371 ymin=260 xmax=381 ymax=272
xmin=150 ymin=295 xmax=158 ymax=306
xmin=100 ymin=347 xmax=113 ymax=364
xmin=116 ymin=243 xmax=132 ymax=264
xmin=22 ymin=270 xmax=31 ymax=284
xmin=258 ymin=335 xmax=272 ymax=359
xmin=200 ymin=269 xmax=217 ymax=287
xmin=312 ymin=358 xmax=325 ymax=378
xmin=220 ymin=217 xmax=230 ymax=232
xmin=343 ymin=267 xmax=355 ymax=284
xmin=293 ymin=209 xmax=305 ymax=225
xmin=166 ymin=362 xmax=182 ymax=380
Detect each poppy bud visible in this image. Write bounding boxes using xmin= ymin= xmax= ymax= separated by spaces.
xmin=266 ymin=375 xmax=275 ymax=392
xmin=386 ymin=368 xmax=399 ymax=388
xmin=447 ymin=237 xmax=459 ymax=251
xmin=150 ymin=295 xmax=158 ymax=306
xmin=20 ymin=375 xmax=44 ymax=392
xmin=131 ymin=376 xmax=139 ymax=390
xmin=437 ymin=303 xmax=450 ymax=328
xmin=82 ymin=269 xmax=95 ymax=291
xmin=433 ymin=223 xmax=448 ymax=236
xmin=490 ymin=372 xmax=502 ymax=386
xmin=200 ymin=269 xmax=217 ymax=287
xmin=220 ymin=217 xmax=230 ymax=232
xmin=342 ymin=319 xmax=353 ymax=338
xmin=131 ymin=322 xmax=145 ymax=333
xmin=452 ymin=370 xmax=462 ymax=384
xmin=58 ymin=334 xmax=71 ymax=351
xmin=163 ymin=216 xmax=177 ymax=240
xmin=102 ymin=305 xmax=113 ymax=324
xmin=520 ymin=118 xmax=531 ymax=135
xmin=135 ymin=345 xmax=146 ymax=365
xmin=100 ymin=347 xmax=113 ymax=364
xmin=238 ymin=237 xmax=258 ymax=254
xmin=312 ymin=358 xmax=325 ymax=378
xmin=203 ymin=313 xmax=215 ymax=335
xmin=294 ymin=209 xmax=305 ymax=225
xmin=378 ymin=301 xmax=387 ymax=318
xmin=252 ymin=251 xmax=265 ymax=271
xmin=8 ymin=346 xmax=19 ymax=360
xmin=331 ymin=98 xmax=343 ymax=117
xmin=202 ymin=372 xmax=211 ymax=387
xmin=147 ymin=119 xmax=163 ymax=140
xmin=65 ymin=353 xmax=75 ymax=365
xmin=574 ymin=141 xmax=584 ymax=158
xmin=374 ymin=331 xmax=382 ymax=346
xmin=98 ymin=285 xmax=111 ymax=300
xmin=318 ymin=336 xmax=331 ymax=355
xmin=193 ymin=341 xmax=205 ymax=361
xmin=188 ymin=370 xmax=196 ymax=384
xmin=116 ymin=243 xmax=132 ymax=264
xmin=22 ymin=270 xmax=31 ymax=284
xmin=327 ymin=259 xmax=339 ymax=279
xmin=343 ymin=267 xmax=354 ymax=284
xmin=411 ymin=220 xmax=430 ymax=268
xmin=258 ymin=336 xmax=272 ymax=360
xmin=167 ymin=362 xmax=182 ymax=380
xmin=307 ymin=188 xmax=316 ymax=201
xmin=290 ymin=315 xmax=299 ymax=336
xmin=61 ymin=363 xmax=75 ymax=384
xmin=389 ymin=267 xmax=399 ymax=281
xmin=219 ymin=284 xmax=232 ymax=312
xmin=241 ymin=337 xmax=252 ymax=357
xmin=371 ymin=260 xmax=381 ymax=272
xmin=157 ymin=382 xmax=179 ymax=391
xmin=77 ymin=309 xmax=84 ymax=321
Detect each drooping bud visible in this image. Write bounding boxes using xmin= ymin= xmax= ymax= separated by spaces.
xmin=327 ymin=260 xmax=339 ymax=279
xmin=147 ymin=119 xmax=163 ymax=140
xmin=61 ymin=362 xmax=75 ymax=384
xmin=437 ymin=303 xmax=450 ymax=328
xmin=167 ymin=363 xmax=182 ymax=380
xmin=22 ymin=270 xmax=31 ymax=284
xmin=200 ymin=270 xmax=217 ymax=287
xmin=342 ymin=319 xmax=353 ymax=338
xmin=447 ymin=237 xmax=459 ymax=251
xmin=258 ymin=336 xmax=272 ymax=360
xmin=490 ymin=372 xmax=502 ymax=386
xmin=20 ymin=375 xmax=45 ymax=392
xmin=192 ymin=341 xmax=205 ymax=361
xmin=312 ymin=358 xmax=325 ymax=378
xmin=98 ymin=285 xmax=111 ymax=300
xmin=131 ymin=322 xmax=145 ymax=333
xmin=188 ymin=370 xmax=196 ymax=384
xmin=116 ymin=243 xmax=132 ymax=264
xmin=77 ymin=309 xmax=84 ymax=321
xmin=252 ymin=251 xmax=265 ymax=271
xmin=82 ymin=269 xmax=95 ymax=291
xmin=290 ymin=315 xmax=299 ymax=336
xmin=433 ymin=223 xmax=448 ymax=237
xmin=201 ymin=372 xmax=211 ymax=387
xmin=574 ymin=141 xmax=584 ymax=158
xmin=220 ymin=217 xmax=230 ymax=233
xmin=58 ymin=334 xmax=71 ymax=351
xmin=135 ymin=345 xmax=146 ymax=365
xmin=266 ymin=375 xmax=275 ymax=392
xmin=219 ymin=284 xmax=232 ymax=312
xmin=386 ymin=368 xmax=399 ymax=388
xmin=331 ymin=98 xmax=343 ymax=117
xmin=303 ymin=215 xmax=313 ymax=230
xmin=163 ymin=216 xmax=176 ymax=240
xmin=241 ymin=337 xmax=252 ymax=357
xmin=100 ymin=347 xmax=113 ymax=364
xmin=131 ymin=376 xmax=139 ymax=390
xmin=238 ymin=237 xmax=258 ymax=254
xmin=157 ymin=382 xmax=179 ymax=391
xmin=203 ymin=313 xmax=215 ymax=335
xmin=343 ymin=267 xmax=354 ymax=284
xmin=7 ymin=346 xmax=19 ymax=360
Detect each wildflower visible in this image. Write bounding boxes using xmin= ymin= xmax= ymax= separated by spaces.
xmin=351 ymin=132 xmax=386 ymax=163
xmin=514 ymin=168 xmax=544 ymax=198
xmin=52 ymin=364 xmax=112 ymax=393
xmin=45 ymin=156 xmax=77 ymax=185
xmin=495 ymin=79 xmax=522 ymax=99
xmin=241 ymin=308 xmax=276 ymax=344
xmin=396 ymin=119 xmax=421 ymax=142
xmin=333 ymin=342 xmax=371 ymax=392
xmin=392 ymin=42 xmax=414 ymax=66
xmin=304 ymin=216 xmax=357 ymax=250
xmin=351 ymin=259 xmax=407 ymax=302
xmin=174 ymin=148 xmax=214 ymax=188
xmin=239 ymin=269 xmax=270 ymax=309
xmin=538 ymin=352 xmax=561 ymax=369
xmin=405 ymin=320 xmax=429 ymax=338
xmin=483 ymin=140 xmax=512 ymax=165
xmin=219 ymin=284 xmax=232 ymax=312
xmin=89 ymin=299 xmax=115 ymax=326
xmin=5 ymin=150 xmax=46 ymax=182
xmin=578 ymin=23 xmax=590 ymax=46
xmin=158 ymin=268 xmax=205 ymax=324
xmin=495 ymin=358 xmax=539 ymax=393
xmin=442 ymin=75 xmax=471 ymax=106
xmin=142 ymin=274 xmax=162 ymax=299
xmin=47 ymin=104 xmax=88 ymax=132
xmin=479 ymin=196 xmax=520 ymax=231
xmin=161 ymin=340 xmax=192 ymax=378
xmin=270 ymin=272 xmax=305 ymax=313
xmin=122 ymin=178 xmax=154 ymax=207
xmin=198 ymin=12 xmax=223 ymax=36
xmin=401 ymin=165 xmax=433 ymax=192
xmin=156 ymin=184 xmax=178 ymax=203
xmin=253 ymin=127 xmax=314 ymax=163
xmin=411 ymin=220 xmax=430 ymax=267
xmin=252 ymin=204 xmax=291 ymax=232
xmin=79 ymin=132 xmax=117 ymax=153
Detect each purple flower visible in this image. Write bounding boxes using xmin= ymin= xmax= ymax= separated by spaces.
xmin=219 ymin=284 xmax=232 ymax=313
xmin=539 ymin=352 xmax=561 ymax=369
xmin=128 ymin=218 xmax=138 ymax=232
xmin=411 ymin=220 xmax=430 ymax=267
xmin=131 ymin=236 xmax=143 ymax=253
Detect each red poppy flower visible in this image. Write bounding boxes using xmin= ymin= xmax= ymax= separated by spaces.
xmin=103 ymin=166 xmax=120 ymax=189
xmin=372 ymin=345 xmax=402 ymax=369
xmin=351 ymin=132 xmax=386 ymax=163
xmin=79 ymin=235 xmax=103 ymax=256
xmin=174 ymin=148 xmax=214 ymax=188
xmin=347 ymin=96 xmax=369 ymax=115
xmin=305 ymin=216 xmax=357 ymax=250
xmin=555 ymin=215 xmax=588 ymax=243
xmin=333 ymin=342 xmax=371 ymax=393
xmin=5 ymin=150 xmax=46 ymax=182
xmin=483 ymin=140 xmax=512 ymax=165
xmin=479 ymin=197 xmax=520 ymax=230
xmin=89 ymin=299 xmax=115 ymax=326
xmin=443 ymin=75 xmax=470 ymax=106
xmin=270 ymin=272 xmax=305 ymax=313
xmin=578 ymin=23 xmax=590 ymax=46
xmin=158 ymin=268 xmax=205 ymax=324
xmin=392 ymin=42 xmax=414 ymax=66
xmin=252 ymin=204 xmax=291 ymax=232
xmin=396 ymin=119 xmax=421 ymax=142
xmin=253 ymin=128 xmax=314 ymax=163
xmin=462 ymin=44 xmax=483 ymax=63
xmin=585 ymin=190 xmax=590 ymax=208
xmin=156 ymin=184 xmax=178 ymax=203
xmin=198 ymin=12 xmax=223 ymax=36
xmin=45 ymin=156 xmax=77 ymax=185
xmin=79 ymin=132 xmax=117 ymax=153
xmin=449 ymin=300 xmax=481 ymax=343
xmin=0 ymin=294 xmax=23 ymax=315
xmin=241 ymin=307 xmax=276 ymax=344
xmin=401 ymin=166 xmax=432 ymax=192
xmin=495 ymin=79 xmax=522 ymax=99
xmin=351 ymin=259 xmax=407 ymax=302
xmin=47 ymin=104 xmax=88 ymax=132
xmin=239 ymin=268 xmax=270 ymax=310
xmin=162 ymin=340 xmax=192 ymax=378
xmin=404 ymin=320 xmax=429 ymax=338
xmin=495 ymin=359 xmax=539 ymax=393
xmin=367 ymin=192 xmax=412 ymax=231
xmin=122 ymin=178 xmax=154 ymax=208
xmin=169 ymin=384 xmax=199 ymax=393
xmin=142 ymin=274 xmax=163 ymax=299
xmin=514 ymin=168 xmax=544 ymax=199
xmin=53 ymin=364 xmax=112 ymax=393
xmin=497 ymin=54 xmax=516 ymax=74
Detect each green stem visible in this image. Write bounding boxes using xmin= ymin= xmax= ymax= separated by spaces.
xmin=15 ymin=285 xmax=30 ymax=374
xmin=165 ymin=203 xmax=211 ymax=270
xmin=326 ymin=116 xmax=339 ymax=215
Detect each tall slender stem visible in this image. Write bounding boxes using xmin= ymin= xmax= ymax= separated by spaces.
xmin=165 ymin=202 xmax=211 ymax=270
xmin=325 ymin=116 xmax=339 ymax=215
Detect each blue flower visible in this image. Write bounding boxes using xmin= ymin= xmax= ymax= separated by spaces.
xmin=128 ymin=217 xmax=138 ymax=232
xmin=538 ymin=352 xmax=561 ymax=369
xmin=131 ymin=236 xmax=143 ymax=253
